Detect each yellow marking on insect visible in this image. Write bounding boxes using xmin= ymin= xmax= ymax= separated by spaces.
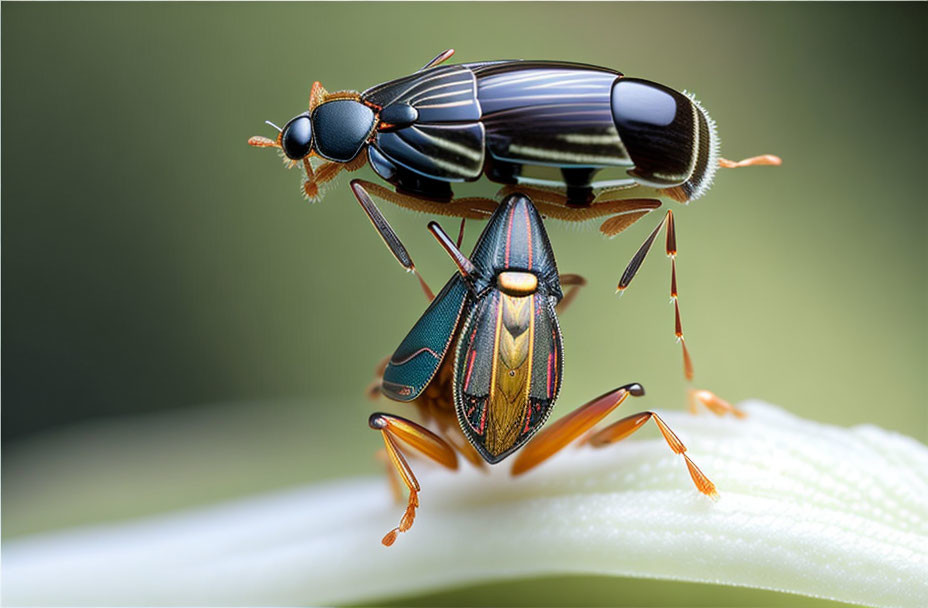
xmin=507 ymin=144 xmax=628 ymax=166
xmin=408 ymin=126 xmax=485 ymax=162
xmin=557 ymin=132 xmax=623 ymax=145
xmin=485 ymin=293 xmax=535 ymax=457
xmin=497 ymin=271 xmax=538 ymax=296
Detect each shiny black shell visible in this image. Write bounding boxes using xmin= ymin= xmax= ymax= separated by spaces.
xmin=312 ymin=100 xmax=376 ymax=163
xmin=357 ymin=60 xmax=716 ymax=204
xmin=281 ymin=113 xmax=313 ymax=160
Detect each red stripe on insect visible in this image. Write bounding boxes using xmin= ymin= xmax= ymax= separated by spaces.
xmin=547 ymin=351 xmax=554 ymax=398
xmin=505 ymin=203 xmax=516 ymax=266
xmin=552 ymin=335 xmax=558 ymax=393
xmin=464 ymin=349 xmax=477 ymax=391
xmin=524 ymin=204 xmax=533 ymax=269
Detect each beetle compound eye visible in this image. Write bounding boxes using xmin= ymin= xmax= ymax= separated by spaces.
xmin=281 ymin=113 xmax=313 ymax=160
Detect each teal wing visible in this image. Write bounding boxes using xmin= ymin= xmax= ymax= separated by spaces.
xmin=381 ymin=275 xmax=469 ymax=402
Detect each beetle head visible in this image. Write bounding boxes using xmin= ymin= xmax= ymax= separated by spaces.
xmin=280 ymin=112 xmax=314 ymax=160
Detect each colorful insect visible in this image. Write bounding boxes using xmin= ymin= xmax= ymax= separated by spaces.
xmin=249 ymin=50 xmax=778 ymax=412
xmin=368 ymin=192 xmax=718 ymax=546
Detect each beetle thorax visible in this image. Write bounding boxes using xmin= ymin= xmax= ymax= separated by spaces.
xmin=311 ymin=99 xmax=376 ymax=163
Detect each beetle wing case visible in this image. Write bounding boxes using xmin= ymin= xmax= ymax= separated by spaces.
xmin=365 ymin=65 xmax=486 ymax=182
xmin=453 ymin=289 xmax=562 ymax=464
xmin=452 ymin=195 xmax=564 ymax=464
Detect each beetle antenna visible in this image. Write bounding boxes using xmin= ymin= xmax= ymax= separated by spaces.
xmin=420 ymin=48 xmax=455 ymax=71
xmin=248 ymin=121 xmax=284 ymax=148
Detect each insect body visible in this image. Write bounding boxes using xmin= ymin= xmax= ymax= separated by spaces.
xmin=368 ymin=192 xmax=718 ymax=546
xmin=381 ymin=191 xmax=565 ymax=464
xmin=249 ymin=50 xmax=779 ymax=235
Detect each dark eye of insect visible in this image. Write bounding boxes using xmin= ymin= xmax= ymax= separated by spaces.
xmin=281 ymin=113 xmax=313 ymax=160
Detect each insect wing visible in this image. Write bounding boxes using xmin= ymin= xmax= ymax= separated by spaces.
xmin=454 ymin=289 xmax=563 ymax=464
xmin=365 ymin=65 xmax=486 ymax=181
xmin=382 ymin=275 xmax=469 ymax=402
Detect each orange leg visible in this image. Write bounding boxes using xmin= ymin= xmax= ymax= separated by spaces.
xmin=662 ymin=154 xmax=782 ymax=202
xmin=352 ymin=180 xmax=662 ymax=238
xmin=585 ymin=411 xmax=718 ymax=499
xmin=247 ymin=135 xmax=278 ymax=148
xmin=434 ymin=417 xmax=486 ymax=470
xmin=557 ymin=274 xmax=587 ymax=315
xmin=511 ymin=383 xmax=645 ymax=476
xmin=719 ymin=154 xmax=782 ymax=169
xmin=455 ymin=217 xmax=467 ymax=249
xmin=302 ymin=152 xmax=367 ymax=200
xmin=497 ymin=184 xmax=662 ymax=237
xmin=615 ymin=211 xmax=745 ymax=418
xmin=369 ymin=413 xmax=459 ymax=546
xmin=353 ymin=179 xmax=499 ymax=220
xmin=510 ymin=385 xmax=717 ymax=499
xmin=367 ymin=359 xmax=485 ymax=469
xmin=375 ymin=447 xmax=404 ymax=504
xmin=689 ymin=389 xmax=746 ymax=418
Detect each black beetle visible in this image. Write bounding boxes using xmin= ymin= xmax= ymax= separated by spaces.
xmin=249 ymin=49 xmax=779 ymax=234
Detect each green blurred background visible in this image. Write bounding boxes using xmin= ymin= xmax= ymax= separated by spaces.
xmin=2 ymin=3 xmax=925 ymax=605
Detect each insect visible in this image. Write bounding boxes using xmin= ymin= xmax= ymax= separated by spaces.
xmin=368 ymin=191 xmax=718 ymax=546
xmin=250 ymin=50 xmax=779 ymax=412
xmin=249 ymin=49 xmax=777 ymax=233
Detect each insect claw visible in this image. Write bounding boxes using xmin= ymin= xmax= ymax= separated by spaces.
xmin=303 ymin=180 xmax=319 ymax=200
xmin=382 ymin=529 xmax=399 ymax=546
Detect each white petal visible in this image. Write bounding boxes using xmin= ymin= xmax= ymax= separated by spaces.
xmin=4 ymin=401 xmax=926 ymax=607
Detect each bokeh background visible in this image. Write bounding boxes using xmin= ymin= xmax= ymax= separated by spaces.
xmin=3 ymin=3 xmax=925 ymax=606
